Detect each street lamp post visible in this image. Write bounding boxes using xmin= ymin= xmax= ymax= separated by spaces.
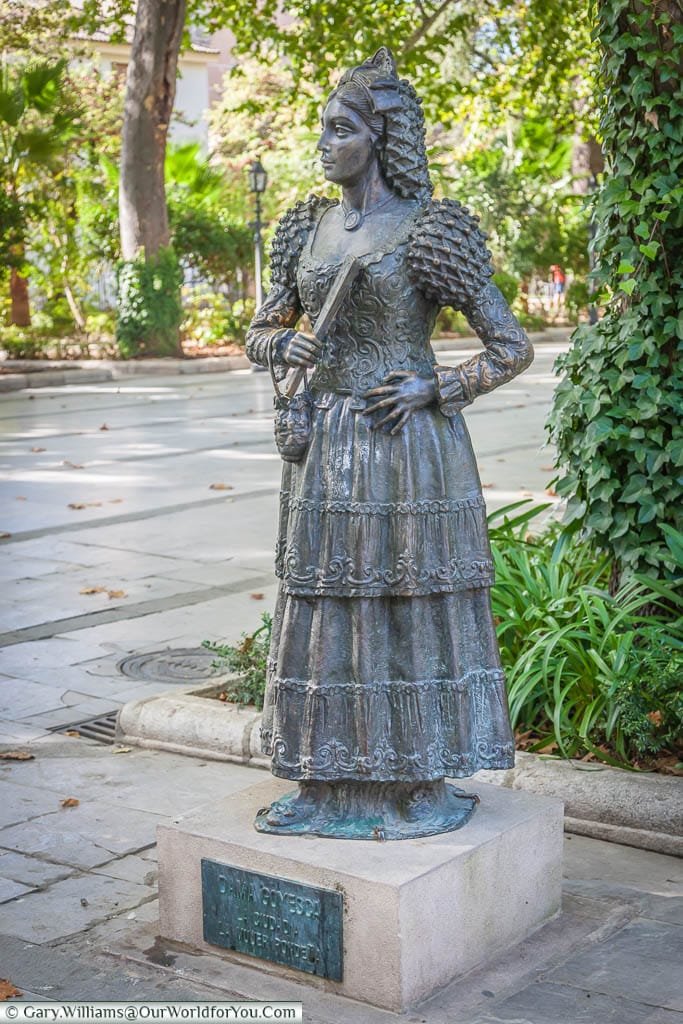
xmin=247 ymin=158 xmax=268 ymax=310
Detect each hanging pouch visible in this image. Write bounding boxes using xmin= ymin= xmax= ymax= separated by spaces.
xmin=269 ymin=342 xmax=313 ymax=464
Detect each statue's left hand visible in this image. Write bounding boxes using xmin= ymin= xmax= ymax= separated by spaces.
xmin=364 ymin=371 xmax=437 ymax=434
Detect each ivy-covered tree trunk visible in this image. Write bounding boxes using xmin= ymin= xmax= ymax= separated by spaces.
xmin=117 ymin=0 xmax=185 ymax=357
xmin=549 ymin=0 xmax=683 ymax=585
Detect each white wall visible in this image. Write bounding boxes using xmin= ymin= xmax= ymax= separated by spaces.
xmin=97 ymin=53 xmax=213 ymax=149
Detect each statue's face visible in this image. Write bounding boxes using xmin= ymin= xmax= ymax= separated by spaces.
xmin=317 ymin=98 xmax=378 ymax=186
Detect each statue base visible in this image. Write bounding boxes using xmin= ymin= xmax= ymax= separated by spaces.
xmin=158 ymin=777 xmax=563 ymax=1012
xmin=254 ymin=778 xmax=477 ymax=839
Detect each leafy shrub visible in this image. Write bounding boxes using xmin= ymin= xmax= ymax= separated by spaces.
xmin=610 ymin=632 xmax=683 ymax=756
xmin=489 ymin=503 xmax=683 ymax=767
xmin=0 ymin=326 xmax=53 ymax=359
xmin=516 ymin=311 xmax=547 ymax=331
xmin=203 ymin=613 xmax=272 ymax=710
xmin=434 ymin=307 xmax=470 ymax=336
xmin=116 ymin=248 xmax=183 ymax=358
xmin=180 ymin=288 xmax=254 ymax=348
xmin=564 ymin=278 xmax=590 ymax=322
xmin=492 ymin=271 xmax=519 ymax=306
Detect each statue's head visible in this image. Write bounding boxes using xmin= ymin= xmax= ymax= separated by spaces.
xmin=319 ymin=47 xmax=433 ymax=201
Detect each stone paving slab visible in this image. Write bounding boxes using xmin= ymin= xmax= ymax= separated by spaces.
xmin=0 ymin=675 xmax=66 ymax=719
xmin=0 ymin=794 xmax=165 ymax=868
xmin=0 ymin=849 xmax=75 ymax=887
xmin=0 ymin=876 xmax=33 ymax=902
xmin=0 ymin=778 xmax=70 ymax=827
xmin=546 ymin=918 xmax=683 ymax=1012
xmin=93 ymin=852 xmax=158 ymax=887
xmin=0 ymin=872 xmax=155 ymax=943
xmin=469 ymin=982 xmax=682 ymax=1024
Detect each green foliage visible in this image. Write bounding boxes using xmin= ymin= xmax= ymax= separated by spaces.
xmin=203 ymin=614 xmax=272 ymax=710
xmin=489 ymin=503 xmax=683 ymax=767
xmin=0 ymin=58 xmax=82 ymax=266
xmin=166 ymin=144 xmax=253 ymax=291
xmin=116 ymin=248 xmax=183 ymax=358
xmin=206 ymin=0 xmax=595 ymax=135
xmin=434 ymin=307 xmax=470 ymax=336
xmin=492 ymin=271 xmax=519 ymax=306
xmin=180 ymin=288 xmax=254 ymax=348
xmin=564 ymin=278 xmax=590 ymax=322
xmin=610 ymin=634 xmax=683 ymax=756
xmin=447 ymin=117 xmax=589 ymax=282
xmin=548 ymin=0 xmax=683 ymax=581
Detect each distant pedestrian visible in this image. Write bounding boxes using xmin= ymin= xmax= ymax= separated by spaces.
xmin=550 ymin=264 xmax=566 ymax=312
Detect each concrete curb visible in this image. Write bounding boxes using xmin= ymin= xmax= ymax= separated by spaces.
xmin=117 ymin=684 xmax=682 ymax=855
xmin=474 ymin=753 xmax=683 ymax=857
xmin=0 ymin=328 xmax=572 ymax=393
xmin=116 ymin=680 xmax=269 ymax=770
xmin=0 ymin=355 xmax=252 ymax=392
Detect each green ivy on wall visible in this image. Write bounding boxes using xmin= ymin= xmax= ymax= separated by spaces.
xmin=549 ymin=0 xmax=683 ymax=582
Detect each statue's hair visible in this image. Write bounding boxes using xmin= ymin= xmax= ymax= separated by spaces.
xmin=327 ymin=49 xmax=433 ymax=203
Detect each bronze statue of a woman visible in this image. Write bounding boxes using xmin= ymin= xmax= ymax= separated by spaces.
xmin=246 ymin=47 xmax=533 ymax=840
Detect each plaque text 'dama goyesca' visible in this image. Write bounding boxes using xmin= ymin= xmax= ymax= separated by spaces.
xmin=201 ymin=859 xmax=343 ymax=981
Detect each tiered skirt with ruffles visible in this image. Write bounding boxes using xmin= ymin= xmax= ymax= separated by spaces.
xmin=261 ymin=391 xmax=515 ymax=782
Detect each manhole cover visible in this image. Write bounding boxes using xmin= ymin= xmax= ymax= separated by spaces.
xmin=117 ymin=648 xmax=227 ymax=684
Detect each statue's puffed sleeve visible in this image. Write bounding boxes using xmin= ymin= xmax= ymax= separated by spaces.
xmin=407 ymin=199 xmax=534 ymax=414
xmin=245 ymin=196 xmax=332 ymax=380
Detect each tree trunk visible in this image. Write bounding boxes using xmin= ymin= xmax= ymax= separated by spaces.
xmin=119 ymin=0 xmax=186 ymax=260
xmin=10 ymin=267 xmax=31 ymax=327
xmin=571 ymin=136 xmax=604 ymax=195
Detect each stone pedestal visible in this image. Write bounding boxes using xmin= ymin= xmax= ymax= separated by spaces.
xmin=158 ymin=778 xmax=563 ymax=1012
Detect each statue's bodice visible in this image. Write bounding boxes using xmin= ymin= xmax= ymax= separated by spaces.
xmin=297 ymin=211 xmax=438 ymax=395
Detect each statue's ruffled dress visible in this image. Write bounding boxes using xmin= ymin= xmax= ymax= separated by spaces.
xmin=246 ymin=196 xmax=533 ymax=784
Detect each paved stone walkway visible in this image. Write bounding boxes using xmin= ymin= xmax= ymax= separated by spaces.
xmin=1 ymin=341 xmax=681 ymax=1021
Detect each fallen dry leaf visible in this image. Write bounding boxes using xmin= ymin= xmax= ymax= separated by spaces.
xmin=15 ymin=496 xmax=26 ymax=501
xmin=80 ymin=586 xmax=127 ymax=600
xmin=109 ymin=498 xmax=123 ymax=504
xmin=250 ymin=592 xmax=265 ymax=600
xmin=68 ymin=501 xmax=102 ymax=510
xmin=60 ymin=797 xmax=80 ymax=809
xmin=647 ymin=710 xmax=663 ymax=726
xmin=209 ymin=483 xmax=234 ymax=491
xmin=99 ymin=423 xmax=110 ymax=431
xmin=545 ymin=488 xmax=558 ymax=497
xmin=481 ymin=483 xmax=494 ymax=489
xmin=65 ymin=730 xmax=81 ymax=738
xmin=62 ymin=460 xmax=84 ymax=469
xmin=30 ymin=446 xmax=46 ymax=453
xmin=112 ymin=746 xmax=131 ymax=754
xmin=644 ymin=110 xmax=659 ymax=129
xmin=0 ymin=532 xmax=11 ymax=540
xmin=218 ymin=692 xmax=228 ymax=702
xmin=0 ymin=750 xmax=34 ymax=761
xmin=0 ymin=979 xmax=22 ymax=1000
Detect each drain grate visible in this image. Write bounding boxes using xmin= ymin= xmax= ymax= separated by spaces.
xmin=56 ymin=712 xmax=119 ymax=744
xmin=117 ymin=647 xmax=228 ymax=685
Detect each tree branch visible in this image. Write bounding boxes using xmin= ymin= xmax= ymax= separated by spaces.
xmin=397 ymin=0 xmax=459 ymax=57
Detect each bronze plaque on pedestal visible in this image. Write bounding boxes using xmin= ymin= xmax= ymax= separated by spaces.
xmin=201 ymin=859 xmax=343 ymax=981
